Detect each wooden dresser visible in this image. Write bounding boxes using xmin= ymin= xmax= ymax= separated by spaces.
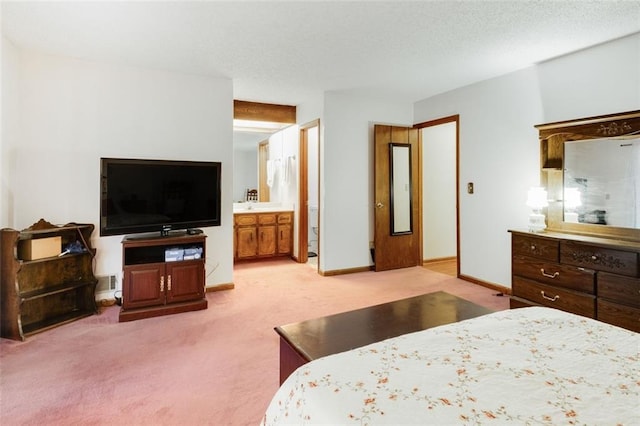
xmin=511 ymin=111 xmax=640 ymax=333
xmin=510 ymin=230 xmax=640 ymax=332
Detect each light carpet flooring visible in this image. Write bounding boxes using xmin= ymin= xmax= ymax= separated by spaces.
xmin=0 ymin=258 xmax=509 ymax=425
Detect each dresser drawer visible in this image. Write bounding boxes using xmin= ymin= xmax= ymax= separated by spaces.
xmin=560 ymin=241 xmax=638 ymax=277
xmin=512 ymin=234 xmax=559 ymax=262
xmin=512 ymin=276 xmax=595 ymax=318
xmin=597 ymin=299 xmax=640 ymax=333
xmin=598 ymin=272 xmax=640 ymax=308
xmin=512 ymin=256 xmax=595 ymax=294
xmin=235 ymin=214 xmax=257 ymax=226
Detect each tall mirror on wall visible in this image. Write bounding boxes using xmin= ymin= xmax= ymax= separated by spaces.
xmin=535 ymin=110 xmax=640 ymax=242
xmin=389 ymin=143 xmax=413 ymax=235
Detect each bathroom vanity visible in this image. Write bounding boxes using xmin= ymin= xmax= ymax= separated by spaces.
xmin=233 ymin=206 xmax=293 ymax=261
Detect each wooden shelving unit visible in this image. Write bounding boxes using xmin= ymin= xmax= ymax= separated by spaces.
xmin=0 ymin=219 xmax=98 ymax=341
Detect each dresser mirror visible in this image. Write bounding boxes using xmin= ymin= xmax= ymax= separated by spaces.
xmin=563 ymin=136 xmax=639 ymax=228
xmin=536 ymin=110 xmax=640 ymax=242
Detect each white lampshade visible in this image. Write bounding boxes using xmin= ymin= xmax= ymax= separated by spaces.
xmin=564 ymin=188 xmax=582 ymax=210
xmin=526 ymin=187 xmax=549 ymax=210
xmin=526 ymin=187 xmax=548 ymax=232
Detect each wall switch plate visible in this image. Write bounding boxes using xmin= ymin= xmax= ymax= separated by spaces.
xmin=467 ymin=182 xmax=474 ymax=194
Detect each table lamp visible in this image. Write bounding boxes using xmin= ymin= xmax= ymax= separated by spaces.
xmin=527 ymin=187 xmax=548 ymax=232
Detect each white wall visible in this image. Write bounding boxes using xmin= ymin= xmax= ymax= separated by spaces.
xmin=2 ymin=48 xmax=234 ymax=293
xmin=321 ymin=92 xmax=413 ymax=271
xmin=536 ymin=33 xmax=640 ymax=122
xmin=414 ymin=33 xmax=640 ymax=288
xmin=296 ymin=95 xmax=324 ymax=128
xmin=1 ymin=36 xmax=21 ymax=227
xmin=422 ymin=122 xmax=457 ymax=260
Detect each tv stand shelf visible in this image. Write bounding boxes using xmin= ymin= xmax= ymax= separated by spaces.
xmin=119 ymin=233 xmax=208 ymax=322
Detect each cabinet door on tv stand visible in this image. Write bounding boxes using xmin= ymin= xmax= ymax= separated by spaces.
xmin=123 ymin=263 xmax=165 ymax=309
xmin=166 ymin=261 xmax=205 ymax=304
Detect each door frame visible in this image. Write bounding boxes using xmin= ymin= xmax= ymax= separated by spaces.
xmin=297 ymin=119 xmax=320 ymax=267
xmin=413 ymin=114 xmax=460 ymax=277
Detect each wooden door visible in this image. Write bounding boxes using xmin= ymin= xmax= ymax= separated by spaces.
xmin=373 ymin=125 xmax=421 ymax=271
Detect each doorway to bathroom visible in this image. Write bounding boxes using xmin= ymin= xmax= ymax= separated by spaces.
xmin=298 ymin=120 xmax=320 ymax=269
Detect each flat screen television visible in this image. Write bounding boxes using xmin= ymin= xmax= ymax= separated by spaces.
xmin=100 ymin=158 xmax=221 ymax=236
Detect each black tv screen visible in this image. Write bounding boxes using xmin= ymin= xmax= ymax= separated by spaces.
xmin=100 ymin=158 xmax=221 ymax=236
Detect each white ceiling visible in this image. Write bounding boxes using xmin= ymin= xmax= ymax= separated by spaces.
xmin=3 ymin=0 xmax=640 ymax=148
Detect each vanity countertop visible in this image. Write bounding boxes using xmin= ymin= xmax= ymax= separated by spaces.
xmin=233 ymin=203 xmax=293 ymax=214
xmin=234 ymin=208 xmax=293 ymax=214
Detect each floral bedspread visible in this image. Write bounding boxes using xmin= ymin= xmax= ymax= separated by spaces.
xmin=262 ymin=307 xmax=639 ymax=425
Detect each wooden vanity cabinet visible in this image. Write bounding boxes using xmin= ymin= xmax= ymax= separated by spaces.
xmin=510 ymin=230 xmax=640 ymax=332
xmin=234 ymin=211 xmax=292 ymax=260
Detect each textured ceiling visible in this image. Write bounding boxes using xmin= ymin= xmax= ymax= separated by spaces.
xmin=3 ymin=0 xmax=640 ymax=108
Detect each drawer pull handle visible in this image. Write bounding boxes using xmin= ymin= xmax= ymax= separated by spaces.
xmin=530 ymin=244 xmax=536 ymax=251
xmin=540 ymin=269 xmax=559 ymax=279
xmin=591 ymin=255 xmax=598 ymax=261
xmin=540 ymin=291 xmax=559 ymax=302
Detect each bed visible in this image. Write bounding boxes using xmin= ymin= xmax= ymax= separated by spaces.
xmin=261 ymin=307 xmax=639 ymax=425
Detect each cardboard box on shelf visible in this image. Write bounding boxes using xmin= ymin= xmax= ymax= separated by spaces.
xmin=18 ymin=236 xmax=62 ymax=260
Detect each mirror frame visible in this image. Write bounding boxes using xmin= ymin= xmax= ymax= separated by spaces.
xmin=535 ymin=110 xmax=640 ymax=242
xmin=389 ymin=143 xmax=413 ymax=235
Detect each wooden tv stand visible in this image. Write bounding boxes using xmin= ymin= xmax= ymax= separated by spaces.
xmin=119 ymin=232 xmax=207 ymax=322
